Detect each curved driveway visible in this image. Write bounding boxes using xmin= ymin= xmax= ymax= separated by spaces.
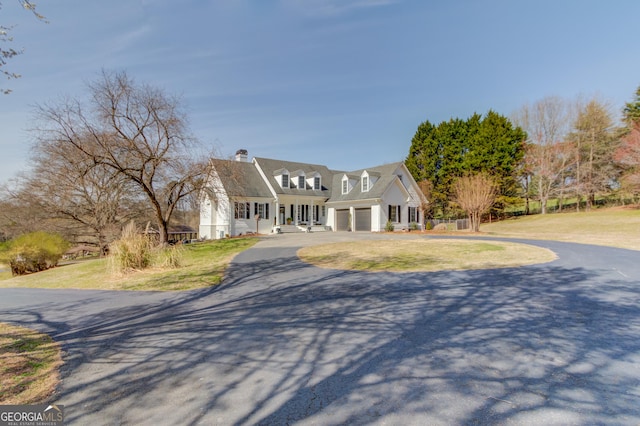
xmin=1 ymin=233 xmax=639 ymax=425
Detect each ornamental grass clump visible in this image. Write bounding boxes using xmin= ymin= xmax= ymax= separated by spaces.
xmin=1 ymin=232 xmax=69 ymax=276
xmin=108 ymin=222 xmax=153 ymax=274
xmin=108 ymin=222 xmax=185 ymax=275
xmin=153 ymin=243 xmax=184 ymax=269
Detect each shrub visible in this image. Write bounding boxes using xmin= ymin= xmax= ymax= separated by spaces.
xmin=1 ymin=232 xmax=70 ymax=276
xmin=108 ymin=222 xmax=153 ymax=274
xmin=425 ymin=221 xmax=434 ymax=231
xmin=108 ymin=222 xmax=186 ymax=274
xmin=433 ymin=223 xmax=448 ymax=232
xmin=409 ymin=222 xmax=419 ymax=231
xmin=385 ymin=220 xmax=395 ymax=232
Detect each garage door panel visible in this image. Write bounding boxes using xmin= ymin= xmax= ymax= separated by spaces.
xmin=355 ymin=208 xmax=371 ymax=232
xmin=336 ymin=209 xmax=349 ymax=231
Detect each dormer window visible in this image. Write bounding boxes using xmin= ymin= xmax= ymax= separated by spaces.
xmin=282 ymin=173 xmax=289 ymax=188
xmin=342 ymin=177 xmax=348 ymax=194
xmin=314 ymin=176 xmax=321 ymax=190
xmin=362 ymin=175 xmax=369 ymax=192
xmin=298 ymin=175 xmax=305 ymax=190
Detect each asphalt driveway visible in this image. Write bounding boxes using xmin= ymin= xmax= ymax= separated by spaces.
xmin=1 ymin=233 xmax=639 ymax=425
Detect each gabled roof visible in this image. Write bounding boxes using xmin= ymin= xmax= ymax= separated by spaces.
xmin=210 ymin=159 xmax=273 ymax=198
xmin=254 ymin=157 xmax=337 ymax=196
xmin=328 ymin=162 xmax=405 ymax=202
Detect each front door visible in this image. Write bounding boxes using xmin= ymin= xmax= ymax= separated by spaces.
xmin=279 ymin=206 xmax=285 ymax=225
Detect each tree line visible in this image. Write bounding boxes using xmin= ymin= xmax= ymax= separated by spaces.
xmin=2 ymin=71 xmax=639 ymax=250
xmin=406 ymin=87 xmax=640 ymax=223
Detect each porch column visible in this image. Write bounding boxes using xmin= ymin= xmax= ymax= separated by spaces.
xmin=310 ymin=199 xmax=314 ymax=225
xmin=349 ymin=206 xmax=355 ymax=231
xmin=275 ymin=200 xmax=280 ymax=225
xmin=295 ymin=199 xmax=299 ymax=225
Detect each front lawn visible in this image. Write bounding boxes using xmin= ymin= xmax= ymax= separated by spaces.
xmin=0 ymin=238 xmax=258 ymax=291
xmin=298 ymin=239 xmax=556 ymax=272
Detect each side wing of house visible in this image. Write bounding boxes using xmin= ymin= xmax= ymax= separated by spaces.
xmin=200 ymin=159 xmax=275 ymax=239
xmin=378 ymin=163 xmax=426 ymax=230
xmin=326 ymin=162 xmax=427 ymax=232
xmin=199 ymin=166 xmax=232 ymax=239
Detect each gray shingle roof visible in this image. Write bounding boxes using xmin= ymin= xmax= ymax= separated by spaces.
xmin=212 ymin=157 xmax=412 ymax=203
xmin=327 ymin=162 xmax=404 ymax=202
xmin=254 ymin=157 xmax=338 ymax=197
xmin=211 ymin=159 xmax=273 ymax=198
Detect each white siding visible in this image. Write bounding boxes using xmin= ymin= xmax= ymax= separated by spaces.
xmin=371 ymin=204 xmax=382 ymax=232
xmin=381 ymin=181 xmax=410 ymax=229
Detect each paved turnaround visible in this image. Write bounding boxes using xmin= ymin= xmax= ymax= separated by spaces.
xmin=1 ymin=233 xmax=639 ymax=425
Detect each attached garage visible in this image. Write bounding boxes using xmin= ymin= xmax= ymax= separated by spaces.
xmin=335 ymin=209 xmax=350 ymax=231
xmin=354 ymin=208 xmax=371 ymax=231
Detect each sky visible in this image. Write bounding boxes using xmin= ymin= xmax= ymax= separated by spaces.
xmin=1 ymin=0 xmax=639 ymax=183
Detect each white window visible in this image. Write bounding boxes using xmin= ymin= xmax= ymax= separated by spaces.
xmin=362 ymin=175 xmax=369 ymax=192
xmin=282 ymin=174 xmax=289 ymax=188
xmin=314 ymin=176 xmax=321 ymax=190
xmin=322 ymin=205 xmax=326 ymax=217
xmin=388 ymin=205 xmax=401 ymax=223
xmin=408 ymin=207 xmax=417 ymax=223
xmin=298 ymin=175 xmax=305 ymax=189
xmin=255 ymin=203 xmax=270 ymax=220
xmin=342 ymin=178 xmax=348 ymax=194
xmin=234 ymin=202 xmax=250 ymax=219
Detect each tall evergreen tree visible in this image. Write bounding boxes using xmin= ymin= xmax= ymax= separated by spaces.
xmin=623 ymin=86 xmax=640 ymax=125
xmin=406 ymin=111 xmax=525 ymax=217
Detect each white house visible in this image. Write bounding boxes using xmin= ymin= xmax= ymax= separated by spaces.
xmin=199 ymin=150 xmax=426 ymax=239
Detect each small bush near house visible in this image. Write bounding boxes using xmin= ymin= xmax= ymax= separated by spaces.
xmin=0 ymin=232 xmax=70 ymax=276
xmin=433 ymin=223 xmax=448 ymax=232
xmin=385 ymin=220 xmax=395 ymax=232
xmin=425 ymin=221 xmax=434 ymax=231
xmin=409 ymin=222 xmax=419 ymax=231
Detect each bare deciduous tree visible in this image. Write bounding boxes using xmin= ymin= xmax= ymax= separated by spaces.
xmin=453 ymin=173 xmax=497 ymax=232
xmin=25 ymin=140 xmax=140 ymax=253
xmin=1 ymin=1 xmax=47 ymax=94
xmin=513 ymin=96 xmax=573 ymax=214
xmin=33 ymin=70 xmax=211 ymax=244
xmin=615 ymin=123 xmax=640 ymax=194
xmin=417 ymin=179 xmax=433 ymax=220
xmin=569 ymin=98 xmax=618 ymax=210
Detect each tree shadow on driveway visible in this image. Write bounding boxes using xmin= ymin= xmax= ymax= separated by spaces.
xmin=0 ymin=245 xmax=639 ymax=424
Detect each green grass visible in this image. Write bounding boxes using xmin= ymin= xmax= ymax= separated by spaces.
xmin=482 ymin=206 xmax=640 ymax=250
xmin=0 ymin=238 xmax=258 ymax=291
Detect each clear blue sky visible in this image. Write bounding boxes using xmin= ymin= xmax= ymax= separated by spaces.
xmin=1 ymin=0 xmax=639 ymax=183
